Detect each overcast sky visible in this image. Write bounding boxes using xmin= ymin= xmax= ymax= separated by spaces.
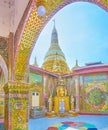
xmin=29 ymin=2 xmax=108 ymax=70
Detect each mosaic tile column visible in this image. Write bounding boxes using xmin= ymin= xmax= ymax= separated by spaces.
xmin=74 ymin=76 xmax=80 ymax=112
xmin=4 ymin=81 xmax=30 ymax=130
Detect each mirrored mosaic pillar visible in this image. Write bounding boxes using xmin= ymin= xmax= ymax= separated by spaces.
xmin=74 ymin=76 xmax=80 ymax=112
xmin=4 ymin=81 xmax=30 ymax=130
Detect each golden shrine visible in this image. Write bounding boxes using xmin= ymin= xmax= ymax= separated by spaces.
xmin=46 ymin=76 xmax=76 ymax=117
xmin=53 ymin=76 xmax=70 ymax=114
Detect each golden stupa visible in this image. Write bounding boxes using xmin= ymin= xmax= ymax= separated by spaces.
xmin=42 ymin=21 xmax=70 ymax=74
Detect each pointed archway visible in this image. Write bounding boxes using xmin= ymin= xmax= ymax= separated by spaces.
xmin=14 ymin=0 xmax=108 ymax=82
xmin=0 ymin=55 xmax=8 ymax=84
xmin=0 ymin=55 xmax=8 ymax=119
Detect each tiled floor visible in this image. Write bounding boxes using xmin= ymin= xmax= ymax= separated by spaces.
xmin=0 ymin=115 xmax=108 ymax=130
xmin=0 ymin=123 xmax=4 ymax=130
xmin=28 ymin=115 xmax=108 ymax=130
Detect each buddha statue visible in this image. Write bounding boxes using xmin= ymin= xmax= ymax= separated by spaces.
xmin=48 ymin=95 xmax=53 ymax=112
xmin=56 ymin=87 xmax=67 ymax=97
xmin=70 ymin=95 xmax=74 ymax=111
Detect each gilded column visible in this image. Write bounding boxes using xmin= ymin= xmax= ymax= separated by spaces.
xmin=4 ymin=81 xmax=30 ymax=130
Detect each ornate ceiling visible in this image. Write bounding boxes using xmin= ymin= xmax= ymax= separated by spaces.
xmin=14 ymin=0 xmax=108 ymax=81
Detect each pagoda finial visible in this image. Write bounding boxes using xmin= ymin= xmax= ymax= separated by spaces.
xmin=72 ymin=59 xmax=79 ymax=71
xmin=33 ymin=56 xmax=38 ymax=67
xmin=51 ymin=19 xmax=58 ymax=44
xmin=76 ymin=59 xmax=78 ymax=66
xmin=53 ymin=19 xmax=55 ymax=27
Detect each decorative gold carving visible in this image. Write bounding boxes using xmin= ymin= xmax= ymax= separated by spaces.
xmin=84 ymin=81 xmax=106 ymax=111
xmin=86 ymin=81 xmax=106 ymax=93
xmin=4 ymin=81 xmax=30 ymax=130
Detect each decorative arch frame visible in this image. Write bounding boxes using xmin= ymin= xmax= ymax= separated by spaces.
xmin=14 ymin=0 xmax=108 ymax=81
xmin=0 ymin=55 xmax=8 ymax=83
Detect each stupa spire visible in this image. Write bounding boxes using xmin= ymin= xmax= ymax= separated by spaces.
xmin=53 ymin=19 xmax=55 ymax=27
xmin=51 ymin=19 xmax=58 ymax=44
xmin=42 ymin=20 xmax=70 ymax=74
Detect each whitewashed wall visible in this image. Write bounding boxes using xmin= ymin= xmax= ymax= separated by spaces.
xmin=0 ymin=0 xmax=29 ymax=37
